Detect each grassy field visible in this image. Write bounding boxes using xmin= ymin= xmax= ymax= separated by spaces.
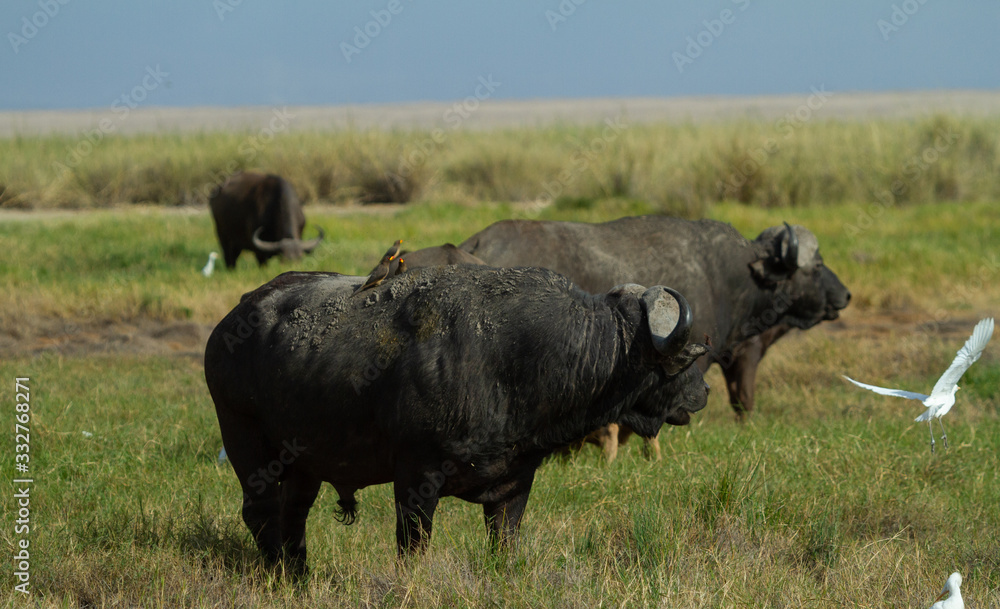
xmin=3 ymin=114 xmax=1000 ymax=214
xmin=1 ymin=194 xmax=999 ymax=607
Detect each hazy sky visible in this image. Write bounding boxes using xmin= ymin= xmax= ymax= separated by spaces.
xmin=2 ymin=1 xmax=997 ymax=110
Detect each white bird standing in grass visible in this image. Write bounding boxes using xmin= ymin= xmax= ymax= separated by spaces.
xmin=202 ymin=251 xmax=219 ymax=277
xmin=843 ymin=317 xmax=994 ymax=453
xmin=929 ymin=572 xmax=963 ymax=609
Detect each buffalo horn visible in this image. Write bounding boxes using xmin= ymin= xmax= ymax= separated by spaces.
xmin=781 ymin=221 xmax=799 ymax=271
xmin=251 ymin=227 xmax=283 ymax=253
xmin=300 ymin=226 xmax=325 ymax=253
xmin=641 ymin=286 xmax=693 ymax=357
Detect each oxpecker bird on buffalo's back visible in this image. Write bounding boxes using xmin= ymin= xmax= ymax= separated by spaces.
xmin=354 ymin=239 xmax=404 ymax=294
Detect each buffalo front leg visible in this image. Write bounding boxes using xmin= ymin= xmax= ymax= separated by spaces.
xmin=279 ymin=472 xmax=322 ymax=574
xmin=642 ymin=433 xmax=662 ymax=461
xmin=222 ymin=246 xmax=240 ymax=270
xmin=617 ymin=424 xmax=662 ymax=462
xmin=393 ymin=476 xmax=440 ymax=556
xmin=724 ymin=326 xmax=791 ymax=420
xmin=722 ymin=350 xmax=760 ymax=421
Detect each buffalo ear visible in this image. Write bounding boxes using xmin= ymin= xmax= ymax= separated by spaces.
xmin=663 ymin=342 xmax=709 ymax=376
xmin=640 ymin=286 xmax=693 ymax=357
xmin=605 ymin=283 xmax=646 ymax=310
xmin=751 ymin=222 xmax=822 ymax=285
xmin=749 ymin=258 xmax=784 ymax=285
xmin=677 ymin=342 xmax=709 ymax=367
xmin=750 ymin=223 xmax=798 ymax=284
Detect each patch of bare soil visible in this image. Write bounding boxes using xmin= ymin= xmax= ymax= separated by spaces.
xmin=1 ymin=307 xmax=983 ymax=361
xmin=1 ymin=316 xmax=213 ymax=360
xmin=826 ymin=310 xmax=987 ymax=340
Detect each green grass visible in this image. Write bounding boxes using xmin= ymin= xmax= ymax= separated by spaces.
xmin=3 ymin=114 xmax=1000 ymax=211
xmin=1 ymin=199 xmax=1000 ymax=606
xmin=2 ymin=198 xmax=997 ymax=331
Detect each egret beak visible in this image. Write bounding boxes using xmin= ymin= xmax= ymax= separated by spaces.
xmin=934 ymin=589 xmax=948 ymax=603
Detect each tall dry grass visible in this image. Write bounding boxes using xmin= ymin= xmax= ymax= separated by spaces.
xmin=3 ymin=114 xmax=998 ymax=214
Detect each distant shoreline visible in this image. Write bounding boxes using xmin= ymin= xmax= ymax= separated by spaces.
xmin=3 ymin=90 xmax=1000 ymax=137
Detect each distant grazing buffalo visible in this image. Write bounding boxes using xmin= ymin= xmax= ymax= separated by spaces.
xmin=455 ymin=217 xmax=850 ymax=457
xmin=209 ymin=172 xmax=324 ymax=269
xmin=204 ymin=265 xmax=708 ymax=569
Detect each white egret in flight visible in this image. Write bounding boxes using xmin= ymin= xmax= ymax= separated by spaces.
xmin=844 ymin=317 xmax=994 ymax=453
xmin=929 ymin=572 xmax=963 ymax=609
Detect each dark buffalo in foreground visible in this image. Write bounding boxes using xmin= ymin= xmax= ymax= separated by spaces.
xmin=458 ymin=217 xmax=850 ymax=440
xmin=204 ymin=265 xmax=709 ymax=569
xmin=209 ymin=172 xmax=324 ymax=269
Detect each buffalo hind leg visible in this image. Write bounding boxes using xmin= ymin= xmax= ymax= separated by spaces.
xmin=393 ymin=476 xmax=440 ymax=556
xmin=216 ymin=410 xmax=283 ymax=565
xmin=279 ymin=472 xmax=322 ymax=576
xmin=483 ymin=472 xmax=536 ymax=550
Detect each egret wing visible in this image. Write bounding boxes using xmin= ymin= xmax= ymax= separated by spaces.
xmin=929 ymin=317 xmax=994 ymax=400
xmin=842 ymin=375 xmax=928 ymax=402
